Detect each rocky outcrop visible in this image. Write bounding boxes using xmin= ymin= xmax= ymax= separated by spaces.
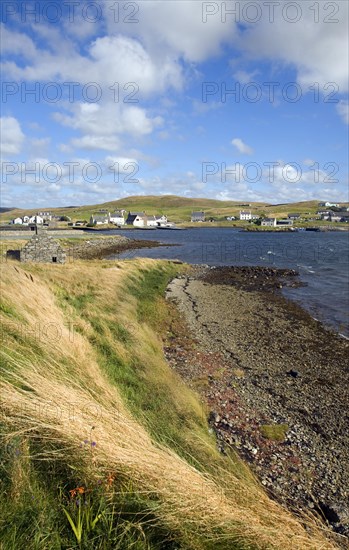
xmin=65 ymin=236 xmax=162 ymax=260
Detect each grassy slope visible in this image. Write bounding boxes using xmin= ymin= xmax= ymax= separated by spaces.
xmin=0 ymin=258 xmax=339 ymax=549
xmin=3 ymin=195 xmax=348 ymax=225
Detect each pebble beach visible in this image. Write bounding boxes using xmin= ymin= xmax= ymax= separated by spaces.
xmin=165 ymin=265 xmax=349 ymax=544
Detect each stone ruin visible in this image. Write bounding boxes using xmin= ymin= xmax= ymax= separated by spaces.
xmin=20 ymin=232 xmax=66 ymax=264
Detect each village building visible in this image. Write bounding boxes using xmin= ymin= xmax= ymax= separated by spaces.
xmin=126 ymin=212 xmax=148 ymax=227
xmin=239 ymin=210 xmax=252 ymax=221
xmin=28 ymin=215 xmax=44 ymax=225
xmin=146 ymin=215 xmax=168 ymax=227
xmin=319 ymin=202 xmax=339 ymax=208
xmin=288 ymin=213 xmax=301 ymax=220
xmin=155 ymin=215 xmax=168 ymax=226
xmin=261 ymin=217 xmax=276 ymax=227
xmin=191 ymin=211 xmax=205 ymax=222
xmin=90 ymin=213 xmax=109 ymax=225
xmin=109 ymin=211 xmax=125 ymax=225
xmin=329 ymin=213 xmax=344 ymax=222
xmin=147 ymin=215 xmax=158 ymax=227
xmin=276 ymin=219 xmax=293 ymax=226
xmin=37 ymin=211 xmax=52 ymax=221
xmin=20 ymin=231 xmax=66 ymax=264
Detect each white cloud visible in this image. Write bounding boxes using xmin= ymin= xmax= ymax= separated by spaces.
xmin=1 ymin=31 xmax=182 ymax=96
xmin=239 ymin=1 xmax=349 ymax=92
xmin=104 ymin=156 xmax=138 ymax=174
xmin=70 ymin=135 xmax=121 ymax=152
xmin=54 ymin=102 xmax=163 ymax=152
xmin=103 ymin=0 xmax=237 ymax=62
xmin=232 ymin=138 xmax=254 ymax=155
xmin=0 ymin=24 xmax=37 ymax=59
xmin=0 ymin=116 xmax=25 ymax=155
xmin=233 ymin=69 xmax=259 ymax=84
xmin=337 ymin=101 xmax=349 ymax=125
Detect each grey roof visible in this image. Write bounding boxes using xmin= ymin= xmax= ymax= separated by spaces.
xmin=93 ymin=215 xmax=108 ymax=222
xmin=191 ymin=211 xmax=205 ymax=217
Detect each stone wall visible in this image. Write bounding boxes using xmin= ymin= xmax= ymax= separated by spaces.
xmin=20 ymin=234 xmax=66 ymax=264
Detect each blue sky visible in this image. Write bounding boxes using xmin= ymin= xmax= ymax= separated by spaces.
xmin=1 ymin=0 xmax=348 ymax=207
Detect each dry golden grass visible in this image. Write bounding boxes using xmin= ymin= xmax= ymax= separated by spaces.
xmin=0 ymin=260 xmax=342 ymax=549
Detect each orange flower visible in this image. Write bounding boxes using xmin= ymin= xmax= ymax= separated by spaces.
xmin=69 ymin=486 xmax=85 ymax=499
xmin=106 ymin=473 xmax=115 ymax=488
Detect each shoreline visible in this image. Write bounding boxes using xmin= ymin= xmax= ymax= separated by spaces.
xmin=165 ymin=265 xmax=349 ymax=542
xmin=67 ymin=236 xmax=164 ymax=260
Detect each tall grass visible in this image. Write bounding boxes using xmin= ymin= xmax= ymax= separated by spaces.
xmin=0 ymin=259 xmax=341 ymax=549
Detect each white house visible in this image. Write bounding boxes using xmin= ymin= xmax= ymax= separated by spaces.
xmin=240 ymin=210 xmax=252 ymax=221
xmin=191 ymin=211 xmax=205 ymax=222
xmin=319 ymin=202 xmax=339 ymax=208
xmin=155 ymin=215 xmax=168 ymax=226
xmin=147 ymin=216 xmax=158 ymax=227
xmin=261 ymin=218 xmax=277 ymax=227
xmin=329 ymin=213 xmax=342 ymax=222
xmin=29 ymin=215 xmax=44 ymax=224
xmin=126 ymin=212 xmax=148 ymax=227
xmin=90 ymin=213 xmax=109 ymax=225
xmin=109 ymin=211 xmax=125 ymax=226
xmin=146 ymin=215 xmax=168 ymax=227
xmin=23 ymin=215 xmax=30 ymax=224
xmin=12 ymin=217 xmax=23 ymax=224
xmin=37 ymin=211 xmax=52 ymax=220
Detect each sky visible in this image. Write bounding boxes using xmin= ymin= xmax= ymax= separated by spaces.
xmin=0 ymin=0 xmax=348 ymax=207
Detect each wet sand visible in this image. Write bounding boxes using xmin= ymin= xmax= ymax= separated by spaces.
xmin=165 ymin=265 xmax=349 ymax=542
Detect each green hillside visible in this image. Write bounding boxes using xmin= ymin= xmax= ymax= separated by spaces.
xmin=1 ymin=195 xmax=339 ymax=226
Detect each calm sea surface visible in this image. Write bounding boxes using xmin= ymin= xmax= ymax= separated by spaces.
xmin=102 ymin=228 xmax=349 ymax=337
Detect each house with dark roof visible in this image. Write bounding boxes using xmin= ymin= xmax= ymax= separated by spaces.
xmin=191 ymin=211 xmax=205 ymax=222
xmin=126 ymin=212 xmax=148 ymax=227
xmin=288 ymin=213 xmax=300 ymax=220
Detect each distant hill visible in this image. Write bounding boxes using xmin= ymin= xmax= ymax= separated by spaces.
xmin=0 ymin=195 xmax=347 ymax=224
xmin=0 ymin=207 xmax=16 ymax=213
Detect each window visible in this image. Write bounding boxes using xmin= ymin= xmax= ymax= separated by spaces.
xmin=52 ymin=257 xmax=57 ymax=263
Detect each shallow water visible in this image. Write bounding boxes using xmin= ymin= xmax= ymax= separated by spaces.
xmin=102 ymin=227 xmax=349 ymax=337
